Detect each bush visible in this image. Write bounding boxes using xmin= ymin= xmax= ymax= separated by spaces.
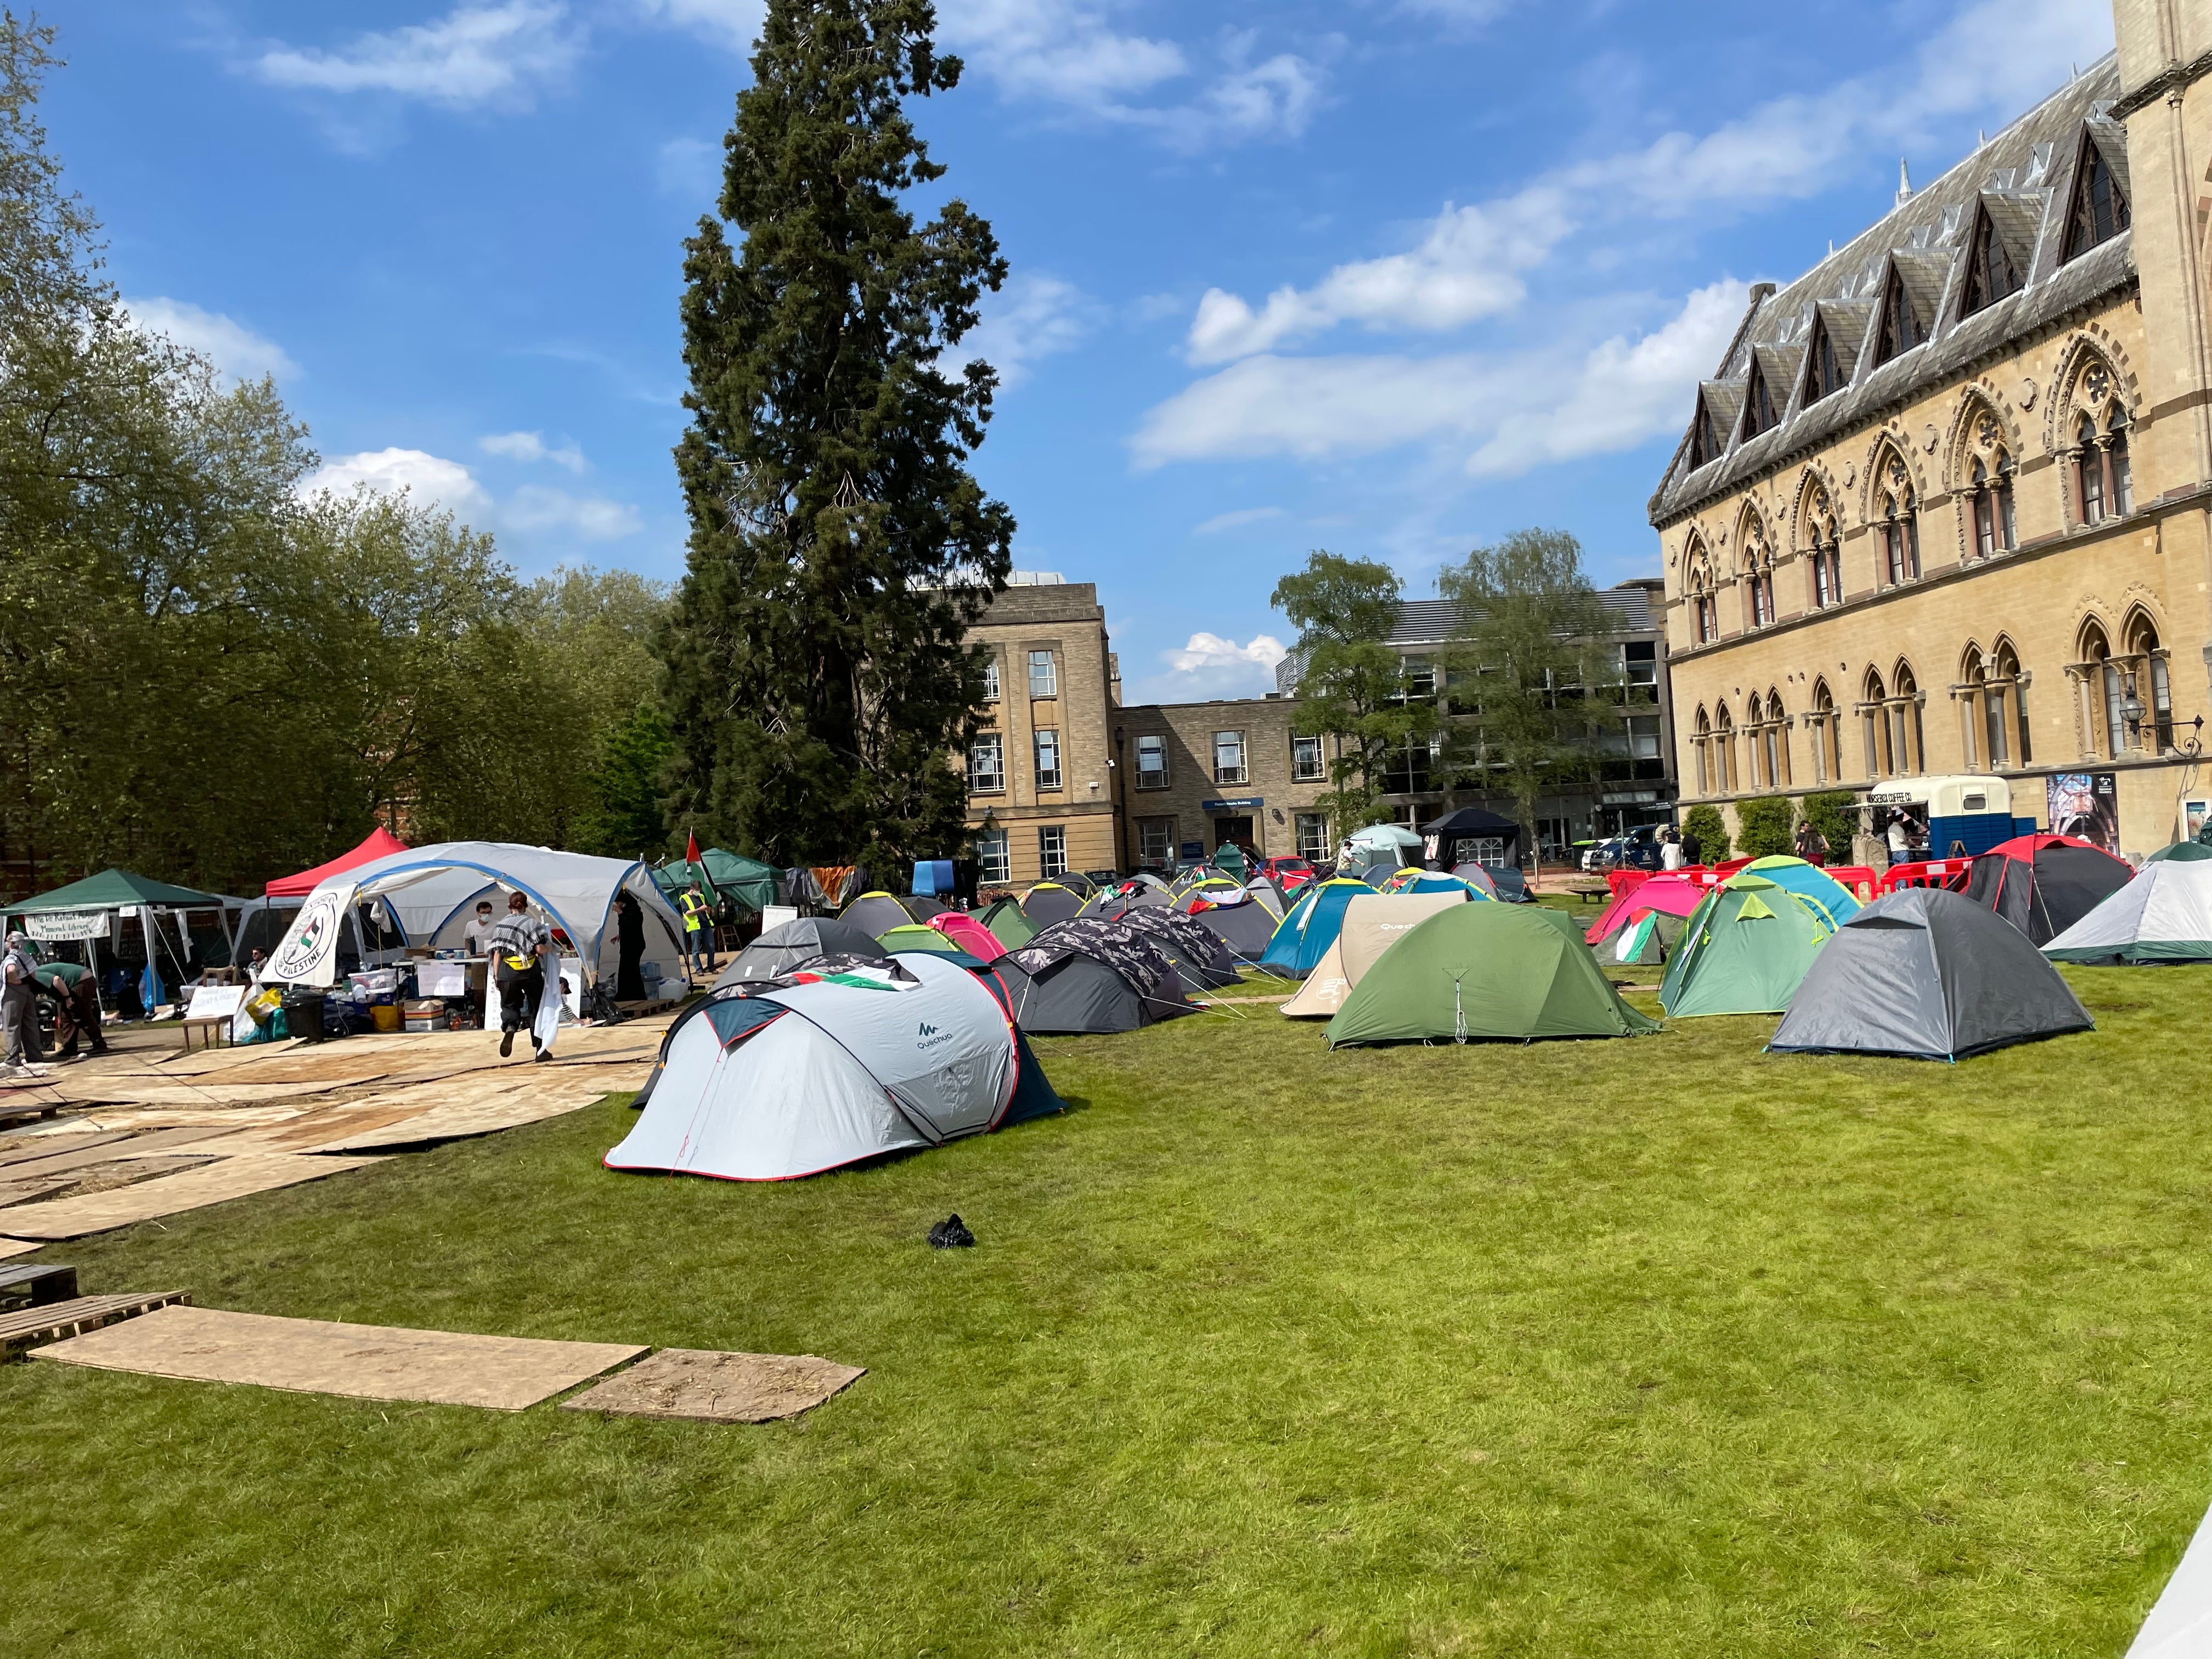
xmin=1681 ymin=804 xmax=1730 ymax=864
xmin=1735 ymin=797 xmax=1795 ymax=860
xmin=1799 ymin=792 xmax=1858 ymax=865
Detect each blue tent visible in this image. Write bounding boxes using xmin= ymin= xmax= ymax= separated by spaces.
xmin=1386 ymin=870 xmax=1493 ymax=900
xmin=1734 ymin=855 xmax=1862 ymax=927
xmin=1259 ymin=878 xmax=1373 ymax=979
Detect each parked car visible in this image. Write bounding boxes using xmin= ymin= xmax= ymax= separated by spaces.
xmin=1582 ymin=826 xmax=1666 ymax=873
xmin=1260 ymin=856 xmax=1317 ymax=893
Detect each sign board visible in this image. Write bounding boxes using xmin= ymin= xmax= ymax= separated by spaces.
xmin=1202 ymin=797 xmax=1263 ymax=812
xmin=184 ymin=984 xmax=247 ymax=1022
xmin=24 ymin=910 xmax=106 ymax=941
xmin=414 ymin=959 xmax=470 ymax=998
xmin=1180 ymin=842 xmax=1205 ymax=860
xmin=2187 ymin=800 xmax=2209 ymax=843
xmin=760 ymin=904 xmax=798 ymax=931
xmin=2047 ymin=772 xmax=2119 ymax=854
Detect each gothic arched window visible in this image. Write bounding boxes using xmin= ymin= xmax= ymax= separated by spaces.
xmin=1876 ymin=453 xmax=1919 ymax=584
xmin=1808 ymin=679 xmax=1836 ymax=783
xmin=1966 ymin=409 xmax=2016 ymax=558
xmin=1807 ymin=314 xmax=1845 ymax=402
xmin=1861 ymin=669 xmax=1889 ymax=778
xmin=1743 ymin=357 xmax=1778 ymax=439
xmin=2063 ymin=133 xmax=2130 ymax=262
xmin=2072 ymin=359 xmax=2131 ymax=524
xmin=1803 ymin=483 xmax=1842 ymax=609
xmin=1743 ymin=522 xmax=1775 ymax=629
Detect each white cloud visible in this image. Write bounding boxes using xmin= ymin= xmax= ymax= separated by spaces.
xmin=252 ymin=2 xmax=583 ymax=109
xmin=1187 ymin=187 xmax=1571 ymax=364
xmin=503 ymin=484 xmax=641 ymax=540
xmin=480 ymin=430 xmax=587 ymax=472
xmin=1134 ymin=630 xmax=1288 ymax=702
xmin=946 ymin=274 xmax=1097 ymax=387
xmin=122 ymin=296 xmax=301 ymax=384
xmin=1193 ymin=506 xmax=1289 ymax=535
xmin=630 ymin=0 xmax=764 ymax=53
xmin=937 ymin=0 xmax=1186 ymax=108
xmin=303 ymin=448 xmax=493 ymax=514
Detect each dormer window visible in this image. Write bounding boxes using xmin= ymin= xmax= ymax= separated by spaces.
xmin=1741 ymin=358 xmax=1778 ymax=439
xmin=1874 ymin=264 xmax=1924 ymax=365
xmin=1807 ymin=313 xmax=1845 ymax=403
xmin=1688 ymin=394 xmax=1722 ymax=468
xmin=1962 ymin=204 xmax=2023 ymax=317
xmin=2063 ymin=134 xmax=2130 ymax=261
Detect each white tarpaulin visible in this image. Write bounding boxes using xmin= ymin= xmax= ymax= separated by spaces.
xmin=264 ymin=842 xmax=686 ymax=994
xmin=25 ymin=911 xmax=106 ymax=941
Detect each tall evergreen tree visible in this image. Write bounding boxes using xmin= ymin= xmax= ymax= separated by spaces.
xmin=660 ymin=0 xmax=1013 ymax=871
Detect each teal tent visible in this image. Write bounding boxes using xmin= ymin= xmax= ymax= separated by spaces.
xmin=1258 ymin=878 xmax=1373 ymax=979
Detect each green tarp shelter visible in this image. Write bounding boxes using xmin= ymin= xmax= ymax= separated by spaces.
xmin=1659 ymin=872 xmax=1838 ymax=1017
xmin=7 ymin=867 xmax=218 ymax=914
xmin=654 ymin=849 xmax=781 ymax=917
xmin=1324 ymin=902 xmax=1659 ymax=1047
xmin=1211 ymin=842 xmax=1251 ymax=879
xmin=978 ymin=896 xmax=1039 ymax=950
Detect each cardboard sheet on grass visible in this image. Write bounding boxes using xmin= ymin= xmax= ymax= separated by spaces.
xmin=33 ymin=1304 xmax=644 ymax=1410
xmin=0 ymin=1154 xmax=381 ymax=1240
xmin=563 ymin=1348 xmax=865 ymax=1423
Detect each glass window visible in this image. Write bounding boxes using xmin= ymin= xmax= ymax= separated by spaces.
xmin=1135 ymin=734 xmax=1167 ymax=787
xmin=976 ymin=830 xmax=1009 ymax=884
xmin=1291 ymin=735 xmax=1324 ymax=781
xmin=1628 ymin=715 xmax=1661 ymax=759
xmin=981 ymin=657 xmax=1000 ymax=702
xmin=1034 ymin=729 xmax=1062 ymax=790
xmin=1027 ymin=650 xmax=1057 ymax=698
xmin=1401 ymin=657 xmax=1436 ymax=698
xmin=1213 ymin=731 xmax=1246 ymax=785
xmin=1138 ymin=818 xmax=1175 ymax=867
xmin=1623 ymin=640 xmax=1657 ymax=687
xmin=1295 ymin=813 xmax=1330 ymax=861
xmin=1038 ymin=825 xmax=1066 ymax=878
xmin=968 ymin=733 xmax=1004 ymax=794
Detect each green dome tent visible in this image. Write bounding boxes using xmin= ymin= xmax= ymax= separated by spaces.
xmin=977 ymin=896 xmax=1039 ymax=950
xmin=878 ymin=923 xmax=965 ymax=955
xmin=1658 ymin=872 xmax=1839 ymax=1017
xmin=1324 ymin=903 xmax=1659 ymax=1047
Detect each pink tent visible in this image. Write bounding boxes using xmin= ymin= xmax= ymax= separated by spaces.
xmin=1583 ymin=873 xmax=1706 ymax=945
xmin=928 ymin=911 xmax=1006 ymax=963
xmin=266 ymin=827 xmax=410 ymax=898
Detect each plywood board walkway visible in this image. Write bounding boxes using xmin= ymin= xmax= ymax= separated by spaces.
xmin=562 ymin=1348 xmax=865 ymax=1423
xmin=0 ymin=1154 xmax=383 ymax=1240
xmin=35 ymin=1305 xmax=646 ymax=1410
xmin=1 ymin=1290 xmax=190 ymax=1361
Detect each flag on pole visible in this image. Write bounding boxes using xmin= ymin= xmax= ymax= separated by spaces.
xmin=686 ymin=829 xmax=702 ymax=865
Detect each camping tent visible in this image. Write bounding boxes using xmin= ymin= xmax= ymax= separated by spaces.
xmin=2043 ymin=842 xmax=2212 ymax=963
xmin=1175 ymin=885 xmax=1282 ymax=962
xmin=1730 ymin=855 xmax=1862 ymax=926
xmin=4 ymin=866 xmax=238 ymax=1011
xmin=1381 ymin=868 xmax=1489 ymax=899
xmin=721 ymin=917 xmax=886 ymax=984
xmin=260 ymin=842 xmax=686 ymax=998
xmin=1659 ymin=872 xmax=1840 ymax=1017
xmin=1963 ymin=833 xmax=2132 ymax=945
xmin=266 ymin=827 xmax=409 ymax=898
xmin=1243 ymin=877 xmax=1287 ymax=917
xmin=1339 ymin=823 xmax=1425 ymax=880
xmin=1211 ymin=842 xmax=1252 ymax=880
xmin=606 ymin=953 xmax=1048 ymax=1181
xmin=928 ymin=911 xmax=1007 ymax=962
xmin=1282 ymin=891 xmax=1469 ymax=1018
xmin=1079 ymin=880 xmax=1171 ymax=919
xmin=2122 ymin=1486 xmax=2212 ymax=1658
xmin=1116 ymin=905 xmax=1242 ymax=991
xmin=1769 ymin=888 xmax=2092 ymax=1060
xmin=988 ymin=918 xmax=1194 ymax=1033
xmin=879 ymin=923 xmax=966 ymax=956
xmin=1448 ymin=862 xmax=1500 ymax=898
xmin=1324 ymin=903 xmax=1658 ymax=1046
xmin=1421 ymin=805 xmax=1522 ymax=868
xmin=1018 ymin=882 xmax=1085 ymax=928
xmin=840 ymin=890 xmax=949 ymax=936
xmin=1584 ymin=874 xmax=1706 ymax=946
xmin=1257 ymin=878 xmax=1373 ymax=979
xmin=977 ymin=896 xmax=1040 ymax=950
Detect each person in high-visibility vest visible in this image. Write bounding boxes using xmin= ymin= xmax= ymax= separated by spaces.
xmin=680 ymin=883 xmax=716 ymax=975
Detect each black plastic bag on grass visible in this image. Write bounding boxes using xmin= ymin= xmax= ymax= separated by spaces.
xmin=928 ymin=1214 xmax=975 ymax=1249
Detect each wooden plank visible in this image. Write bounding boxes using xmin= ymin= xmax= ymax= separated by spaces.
xmin=561 ymin=1348 xmax=865 ymax=1423
xmin=0 ymin=1126 xmax=243 ymax=1181
xmin=0 ymin=1238 xmax=43 ymax=1260
xmin=0 ymin=1130 xmax=133 ymax=1170
xmin=33 ymin=1305 xmax=645 ymax=1409
xmin=0 ymin=1154 xmax=384 ymax=1241
xmin=303 ymin=1084 xmax=616 ymax=1153
xmin=1 ymin=1290 xmax=190 ymax=1361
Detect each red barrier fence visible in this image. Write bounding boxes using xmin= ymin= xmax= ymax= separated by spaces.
xmin=1877 ymin=857 xmax=1971 ymax=895
xmin=1606 ymin=863 xmax=1882 ymax=902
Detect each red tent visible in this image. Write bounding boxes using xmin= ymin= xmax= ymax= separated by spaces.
xmin=266 ymin=827 xmax=411 ymax=898
xmin=1962 ymin=833 xmax=2131 ymax=945
xmin=1584 ymin=873 xmax=1707 ymax=945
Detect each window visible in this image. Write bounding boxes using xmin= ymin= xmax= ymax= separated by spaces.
xmin=1138 ymin=818 xmax=1176 ymax=868
xmin=968 ymin=732 xmax=1004 ymax=794
xmin=1027 ymin=650 xmax=1057 ymax=698
xmin=2078 ymin=414 xmax=2106 ymax=523
xmin=981 ymin=657 xmax=1000 ymax=702
xmin=1970 ymin=422 xmax=2017 ymax=559
xmin=2126 ymin=616 xmax=2175 ymax=753
xmin=1381 ymin=739 xmax=1435 ymax=796
xmin=1689 ymin=394 xmax=1723 ymax=468
xmin=1037 ymin=826 xmax=1067 ymax=878
xmin=1135 ymin=734 xmax=1169 ymax=789
xmin=1742 ymin=521 xmax=1775 ymax=629
xmin=1760 ymin=692 xmax=1788 ymax=790
xmin=1891 ymin=663 xmax=1923 ymax=776
xmin=1034 ymin=728 xmax=1062 ymax=790
xmin=1692 ymin=707 xmax=1712 ymax=794
xmin=2063 ymin=134 xmax=2130 ymax=261
xmin=1696 ymin=592 xmax=1718 ymax=642
xmin=1685 ymin=543 xmax=1719 ymax=643
xmin=2073 ymin=360 xmax=2131 ymax=525
xmin=1804 ymin=483 xmax=1841 ymax=609
xmin=1742 ymin=356 xmax=1778 ymax=438
xmin=1212 ymin=730 xmax=1246 ymax=785
xmin=1712 ymin=704 xmax=1736 ymax=792
xmin=1861 ymin=670 xmax=1889 ymax=778
xmin=976 ymin=830 xmax=1009 ymax=884
xmin=1538 ymin=817 xmax=1573 ymax=860
xmin=2109 ymin=407 xmax=2134 ymax=515
xmin=1874 ymin=263 xmax=1925 ymax=365
xmin=1962 ymin=204 xmax=2023 ymax=317
xmin=1623 ymin=640 xmax=1658 ymax=689
xmin=1295 ymin=812 xmax=1330 ymax=861
xmin=1808 ymin=680 xmax=1835 ymax=784
xmin=1807 ymin=313 xmax=1846 ymax=402
xmin=1627 ymin=714 xmax=1661 ymax=760
xmin=1400 ymin=657 xmax=1436 ymax=698
xmin=1876 ymin=454 xmax=1918 ymax=584
xmin=1291 ymin=735 xmax=1324 ymax=781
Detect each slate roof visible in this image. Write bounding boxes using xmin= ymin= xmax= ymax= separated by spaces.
xmin=1649 ymin=56 xmax=2135 ymax=528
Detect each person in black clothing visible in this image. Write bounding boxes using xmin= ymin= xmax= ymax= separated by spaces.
xmin=32 ymin=960 xmax=108 ymax=1058
xmin=487 ymin=891 xmax=554 ymax=1061
xmin=1679 ymin=827 xmax=1703 ymax=866
xmin=613 ymin=890 xmax=647 ymax=1002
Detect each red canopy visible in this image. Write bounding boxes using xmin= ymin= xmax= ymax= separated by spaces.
xmin=265 ymin=827 xmax=410 ymax=898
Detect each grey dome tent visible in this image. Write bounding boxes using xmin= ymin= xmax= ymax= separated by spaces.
xmin=720 ymin=917 xmax=885 ymax=985
xmin=1019 ymin=882 xmax=1085 ymax=928
xmin=989 ymin=918 xmax=1194 ymax=1034
xmin=1173 ymin=886 xmax=1281 ymax=962
xmin=1768 ymin=888 xmax=2093 ymax=1061
xmin=1116 ymin=905 xmax=1242 ymax=991
xmin=839 ymin=890 xmax=946 ymax=937
xmin=1079 ymin=880 xmax=1171 ymax=919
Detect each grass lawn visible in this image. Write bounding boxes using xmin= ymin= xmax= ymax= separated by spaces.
xmin=7 ymin=958 xmax=2212 ymax=1657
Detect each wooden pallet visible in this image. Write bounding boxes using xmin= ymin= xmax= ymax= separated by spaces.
xmin=0 ymin=1099 xmax=61 ymax=1130
xmin=1 ymin=1289 xmax=190 ymax=1362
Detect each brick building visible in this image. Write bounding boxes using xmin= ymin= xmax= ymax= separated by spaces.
xmin=1113 ymin=695 xmax=1336 ymax=870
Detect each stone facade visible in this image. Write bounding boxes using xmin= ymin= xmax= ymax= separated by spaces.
xmin=1114 ymin=696 xmax=1337 ymax=870
xmin=960 ymin=580 xmax=1124 ymax=884
xmin=1651 ymin=20 xmax=2212 ymax=859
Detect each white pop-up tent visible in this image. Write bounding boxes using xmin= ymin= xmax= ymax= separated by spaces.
xmin=262 ymin=841 xmax=686 ymax=998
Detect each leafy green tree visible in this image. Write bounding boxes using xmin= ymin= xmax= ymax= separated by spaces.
xmin=659 ymin=0 xmax=1012 ymax=872
xmin=573 ymin=703 xmax=676 ymax=860
xmin=1735 ymin=796 xmax=1795 ymax=859
xmin=1681 ymin=804 xmax=1730 ymax=864
xmin=1272 ymin=552 xmax=1441 ymax=835
xmin=1435 ymin=529 xmax=1610 ymax=850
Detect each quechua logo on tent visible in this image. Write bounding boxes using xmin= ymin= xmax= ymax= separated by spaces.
xmin=916 ymin=1019 xmax=953 ymax=1052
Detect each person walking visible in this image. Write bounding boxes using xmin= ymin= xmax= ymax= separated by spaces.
xmin=1794 ymin=819 xmax=1829 ymax=866
xmin=679 ymin=882 xmax=716 ymax=977
xmin=1660 ymin=827 xmax=1685 ymax=872
xmin=2 ymin=931 xmax=45 ymax=1071
xmin=1679 ymin=825 xmax=1704 ymax=867
xmin=487 ymin=892 xmax=554 ymax=1063
xmin=614 ymin=890 xmax=647 ymax=1002
xmin=33 ymin=958 xmax=108 ymax=1059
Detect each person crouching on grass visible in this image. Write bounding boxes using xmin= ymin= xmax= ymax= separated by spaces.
xmin=488 ymin=891 xmax=554 ymax=1063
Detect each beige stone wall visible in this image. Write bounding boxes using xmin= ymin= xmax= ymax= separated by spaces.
xmin=1657 ymin=287 xmax=2212 ymax=857
xmin=1115 ymin=697 xmax=1335 ymax=864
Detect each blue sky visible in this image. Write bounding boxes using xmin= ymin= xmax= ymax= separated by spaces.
xmin=49 ymin=0 xmax=2114 ymax=701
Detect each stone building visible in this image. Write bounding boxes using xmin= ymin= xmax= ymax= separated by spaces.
xmin=958 ymin=577 xmax=1125 ymax=885
xmin=1651 ymin=12 xmax=2212 ymax=857
xmin=1113 ymin=695 xmax=1336 ymax=870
